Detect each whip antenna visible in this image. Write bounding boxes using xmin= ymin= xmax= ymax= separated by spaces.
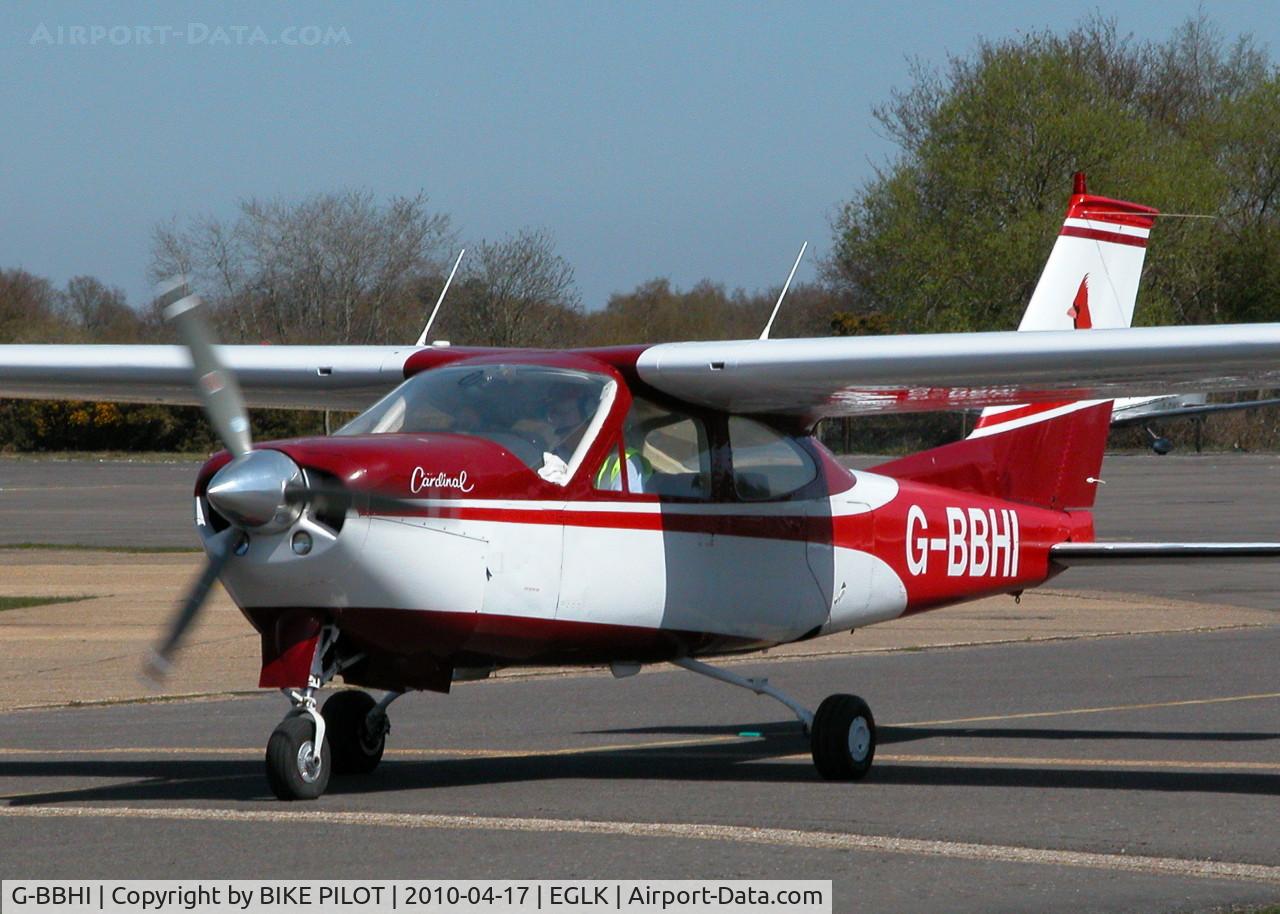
xmin=416 ymin=248 xmax=466 ymax=346
xmin=760 ymin=241 xmax=807 ymax=340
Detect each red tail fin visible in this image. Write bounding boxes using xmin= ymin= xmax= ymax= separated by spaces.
xmin=878 ymin=177 xmax=1160 ymax=510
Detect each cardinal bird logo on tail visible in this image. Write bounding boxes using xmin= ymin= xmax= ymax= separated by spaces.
xmin=1067 ymin=276 xmax=1092 ymax=329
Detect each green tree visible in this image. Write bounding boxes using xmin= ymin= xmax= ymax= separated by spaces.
xmin=827 ymin=15 xmax=1279 ymax=333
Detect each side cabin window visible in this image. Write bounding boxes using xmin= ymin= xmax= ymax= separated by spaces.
xmin=594 ymin=397 xmax=712 ymax=500
xmin=728 ymin=417 xmax=817 ymax=501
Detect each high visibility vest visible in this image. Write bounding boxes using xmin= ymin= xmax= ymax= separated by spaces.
xmin=596 ymin=448 xmax=653 ymax=491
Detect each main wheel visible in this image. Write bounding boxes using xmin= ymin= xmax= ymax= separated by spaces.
xmin=265 ymin=714 xmax=331 ymax=800
xmin=810 ymin=693 xmax=876 ymax=780
xmin=322 ymin=690 xmax=387 ymax=775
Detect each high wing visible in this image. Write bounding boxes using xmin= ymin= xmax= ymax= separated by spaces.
xmin=632 ymin=324 xmax=1280 ymax=420
xmin=0 ymin=344 xmax=417 ymax=410
xmin=7 ymin=327 xmax=1280 ymax=420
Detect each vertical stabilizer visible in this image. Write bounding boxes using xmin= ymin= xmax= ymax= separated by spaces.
xmin=876 ymin=176 xmax=1159 ymax=511
xmin=1014 ymin=172 xmax=1156 ymax=333
xmin=968 ymin=174 xmax=1158 ymax=441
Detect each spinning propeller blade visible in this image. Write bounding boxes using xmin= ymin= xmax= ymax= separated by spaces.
xmin=143 ymin=528 xmax=236 ymax=682
xmin=284 ymin=477 xmax=425 ymax=517
xmin=146 ymin=281 xmax=252 ymax=680
xmin=146 ymin=280 xmax=430 ymax=681
xmin=162 ymin=284 xmax=252 ymax=458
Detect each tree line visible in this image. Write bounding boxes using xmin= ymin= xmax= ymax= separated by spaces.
xmin=3 ymin=13 xmax=1279 ymax=453
xmin=0 ymin=232 xmax=849 ymax=451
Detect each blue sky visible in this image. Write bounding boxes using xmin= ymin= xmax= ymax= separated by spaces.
xmin=2 ymin=1 xmax=1276 ymax=315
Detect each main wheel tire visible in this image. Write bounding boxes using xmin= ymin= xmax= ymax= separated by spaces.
xmin=322 ymin=690 xmax=387 ymax=775
xmin=810 ymin=693 xmax=876 ymax=781
xmin=265 ymin=714 xmax=331 ymax=800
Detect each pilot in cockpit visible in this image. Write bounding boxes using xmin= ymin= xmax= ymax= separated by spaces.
xmin=545 ymin=392 xmax=593 ymax=461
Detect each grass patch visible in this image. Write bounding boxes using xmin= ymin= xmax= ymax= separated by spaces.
xmin=0 ymin=595 xmax=96 ymax=611
xmin=1 ymin=542 xmax=200 ymax=554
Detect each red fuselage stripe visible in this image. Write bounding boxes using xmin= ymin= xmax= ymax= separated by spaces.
xmin=369 ymin=504 xmax=841 ymax=541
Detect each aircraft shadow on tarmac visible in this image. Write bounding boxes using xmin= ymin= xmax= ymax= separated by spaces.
xmin=590 ymin=722 xmax=1280 ymax=744
xmin=3 ymin=721 xmax=1279 ymax=805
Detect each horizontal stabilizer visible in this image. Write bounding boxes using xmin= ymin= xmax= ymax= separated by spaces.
xmin=1050 ymin=542 xmax=1280 ymax=566
xmin=1110 ymin=396 xmax=1280 ymax=427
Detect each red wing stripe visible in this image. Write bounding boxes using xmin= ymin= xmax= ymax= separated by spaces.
xmin=1060 ymin=226 xmax=1148 ymax=248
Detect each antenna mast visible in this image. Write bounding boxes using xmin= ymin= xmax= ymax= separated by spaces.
xmin=759 ymin=241 xmax=807 ymax=340
xmin=416 ymin=248 xmax=466 ymax=346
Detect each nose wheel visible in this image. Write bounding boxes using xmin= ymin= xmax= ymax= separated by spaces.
xmin=265 ymin=713 xmax=331 ymax=800
xmin=810 ymin=693 xmax=876 ymax=780
xmin=264 ymin=687 xmax=398 ymax=799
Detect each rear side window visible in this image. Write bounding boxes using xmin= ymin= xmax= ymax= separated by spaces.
xmin=729 ymin=417 xmax=817 ymax=501
xmin=595 ymin=398 xmax=712 ymax=499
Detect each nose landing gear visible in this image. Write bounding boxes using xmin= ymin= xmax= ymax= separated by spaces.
xmin=266 ymin=688 xmax=330 ymax=800
xmin=264 ymin=686 xmax=402 ymax=800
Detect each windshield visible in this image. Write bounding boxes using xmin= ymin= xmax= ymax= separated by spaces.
xmin=335 ymin=363 xmax=615 ymax=477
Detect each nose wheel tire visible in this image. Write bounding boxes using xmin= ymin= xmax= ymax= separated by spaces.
xmin=322 ymin=690 xmax=388 ymax=775
xmin=265 ymin=714 xmax=331 ymax=800
xmin=810 ymin=693 xmax=876 ymax=781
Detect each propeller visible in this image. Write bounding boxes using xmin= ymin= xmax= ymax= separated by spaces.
xmin=143 ymin=527 xmax=236 ymax=681
xmin=159 ymin=278 xmax=251 ymax=459
xmin=144 ymin=279 xmax=253 ymax=680
xmin=144 ymin=281 xmax=427 ymax=681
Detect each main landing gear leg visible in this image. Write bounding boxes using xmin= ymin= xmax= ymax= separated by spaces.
xmin=670 ymin=657 xmax=877 ymax=781
xmin=671 ymin=656 xmax=814 ymax=731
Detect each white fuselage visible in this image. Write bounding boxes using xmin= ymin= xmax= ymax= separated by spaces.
xmin=211 ymin=470 xmax=910 ymax=651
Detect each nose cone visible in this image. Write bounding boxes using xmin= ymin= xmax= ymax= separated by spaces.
xmin=206 ymin=449 xmax=305 ymax=533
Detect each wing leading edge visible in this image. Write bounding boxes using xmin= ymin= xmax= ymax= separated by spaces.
xmin=8 ymin=323 xmax=1280 ymax=419
xmin=633 ymin=324 xmax=1280 ymax=420
xmin=0 ymin=344 xmax=417 ymax=411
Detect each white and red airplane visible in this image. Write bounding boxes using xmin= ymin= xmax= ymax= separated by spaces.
xmin=4 ymin=176 xmax=1280 ymax=800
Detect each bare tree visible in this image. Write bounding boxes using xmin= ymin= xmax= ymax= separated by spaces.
xmin=442 ymin=229 xmax=582 ymax=348
xmin=62 ymin=275 xmax=145 ymax=342
xmin=151 ymin=190 xmax=454 ymax=343
xmin=0 ymin=269 xmax=66 ymax=342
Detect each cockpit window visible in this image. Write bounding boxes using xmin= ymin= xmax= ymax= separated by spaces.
xmin=335 ymin=363 xmax=615 ymax=481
